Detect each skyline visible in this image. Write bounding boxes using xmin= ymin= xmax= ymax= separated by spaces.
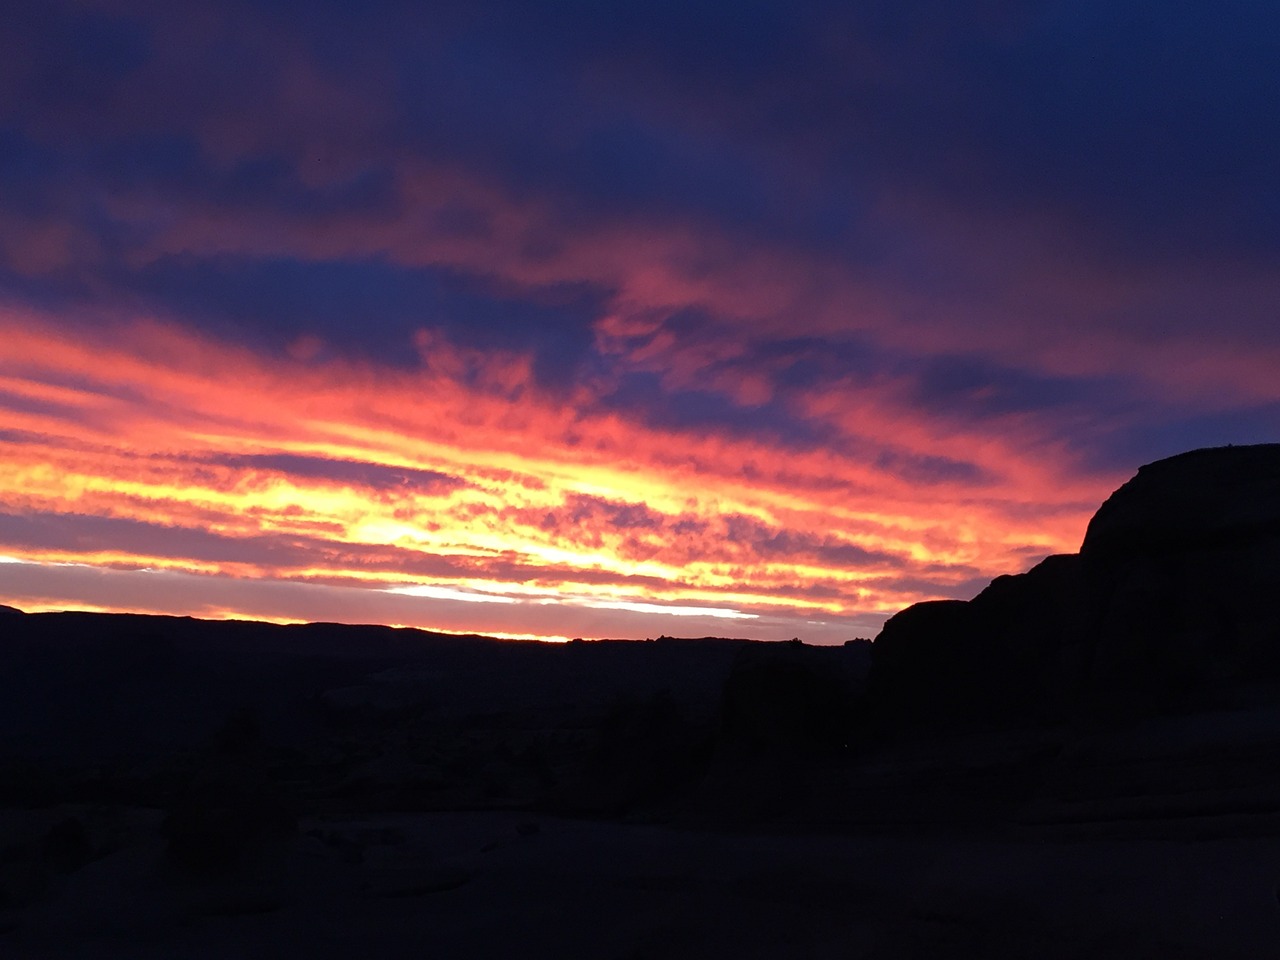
xmin=2 ymin=1 xmax=1278 ymax=641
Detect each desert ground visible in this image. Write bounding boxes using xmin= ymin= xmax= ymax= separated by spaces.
xmin=7 ymin=806 xmax=1280 ymax=959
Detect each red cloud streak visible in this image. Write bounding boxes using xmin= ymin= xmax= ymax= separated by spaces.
xmin=0 ymin=306 xmax=1113 ymax=641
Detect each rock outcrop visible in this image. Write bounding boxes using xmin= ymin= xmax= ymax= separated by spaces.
xmin=1081 ymin=445 xmax=1280 ymax=709
xmin=869 ymin=444 xmax=1280 ymax=732
xmin=868 ymin=553 xmax=1089 ymax=731
xmin=856 ymin=444 xmax=1280 ymax=833
xmin=1082 ymin=444 xmax=1280 ymax=557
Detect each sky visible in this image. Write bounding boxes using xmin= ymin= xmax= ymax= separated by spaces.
xmin=0 ymin=0 xmax=1277 ymax=643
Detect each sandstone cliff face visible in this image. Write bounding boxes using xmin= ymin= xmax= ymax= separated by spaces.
xmin=869 ymin=444 xmax=1280 ymax=731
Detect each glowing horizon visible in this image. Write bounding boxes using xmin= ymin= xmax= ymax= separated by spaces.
xmin=0 ymin=307 xmax=1108 ymax=642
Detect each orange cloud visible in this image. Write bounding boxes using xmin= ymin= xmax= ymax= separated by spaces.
xmin=0 ymin=304 xmax=1112 ymax=640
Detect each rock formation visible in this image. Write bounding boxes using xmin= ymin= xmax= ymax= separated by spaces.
xmin=869 ymin=443 xmax=1280 ymax=731
xmin=1081 ymin=445 xmax=1280 ymax=708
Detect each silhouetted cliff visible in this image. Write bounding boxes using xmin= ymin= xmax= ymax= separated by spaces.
xmin=870 ymin=443 xmax=1280 ymax=730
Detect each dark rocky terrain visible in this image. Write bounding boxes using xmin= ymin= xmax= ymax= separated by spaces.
xmin=3 ymin=443 xmax=1280 ymax=956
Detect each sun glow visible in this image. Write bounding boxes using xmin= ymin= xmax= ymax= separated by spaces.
xmin=0 ymin=309 xmax=1105 ymax=641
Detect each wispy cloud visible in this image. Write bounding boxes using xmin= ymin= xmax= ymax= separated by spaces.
xmin=0 ymin=306 xmax=1107 ymax=637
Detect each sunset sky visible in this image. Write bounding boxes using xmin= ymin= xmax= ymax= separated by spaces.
xmin=1 ymin=1 xmax=1277 ymax=642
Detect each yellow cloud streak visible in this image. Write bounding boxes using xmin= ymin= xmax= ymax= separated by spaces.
xmin=0 ymin=310 xmax=1107 ymax=636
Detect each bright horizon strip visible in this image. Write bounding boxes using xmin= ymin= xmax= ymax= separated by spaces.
xmin=385 ymin=584 xmax=520 ymax=604
xmin=571 ymin=599 xmax=757 ymax=620
xmin=0 ymin=307 xmax=1113 ymax=642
